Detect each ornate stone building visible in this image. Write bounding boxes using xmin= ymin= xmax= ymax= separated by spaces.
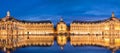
xmin=70 ymin=12 xmax=120 ymax=35
xmin=70 ymin=12 xmax=120 ymax=47
xmin=0 ymin=11 xmax=55 ymax=48
xmin=56 ymin=18 xmax=67 ymax=34
xmin=0 ymin=11 xmax=120 ymax=52
xmin=0 ymin=11 xmax=54 ymax=35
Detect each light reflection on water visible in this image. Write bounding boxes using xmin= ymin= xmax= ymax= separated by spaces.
xmin=0 ymin=41 xmax=120 ymax=53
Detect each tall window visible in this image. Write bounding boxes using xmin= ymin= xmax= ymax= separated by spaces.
xmin=1 ymin=25 xmax=5 ymax=30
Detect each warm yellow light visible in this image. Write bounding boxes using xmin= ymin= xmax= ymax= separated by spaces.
xmin=57 ymin=36 xmax=67 ymax=46
xmin=115 ymin=39 xmax=120 ymax=43
xmin=104 ymin=26 xmax=109 ymax=30
xmin=104 ymin=38 xmax=109 ymax=42
xmin=115 ymin=26 xmax=120 ymax=30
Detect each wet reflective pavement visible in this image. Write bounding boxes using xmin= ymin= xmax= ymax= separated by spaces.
xmin=1 ymin=41 xmax=119 ymax=53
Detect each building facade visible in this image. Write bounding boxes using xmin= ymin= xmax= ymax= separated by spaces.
xmin=0 ymin=11 xmax=120 ymax=51
xmin=0 ymin=11 xmax=55 ymax=48
xmin=0 ymin=11 xmax=54 ymax=35
xmin=56 ymin=18 xmax=67 ymax=34
xmin=70 ymin=12 xmax=120 ymax=35
xmin=70 ymin=12 xmax=120 ymax=47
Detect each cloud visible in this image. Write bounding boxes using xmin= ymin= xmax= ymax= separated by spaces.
xmin=0 ymin=0 xmax=120 ymax=20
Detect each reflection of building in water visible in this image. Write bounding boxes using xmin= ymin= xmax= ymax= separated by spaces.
xmin=56 ymin=18 xmax=67 ymax=49
xmin=0 ymin=11 xmax=54 ymax=49
xmin=70 ymin=12 xmax=120 ymax=49
xmin=57 ymin=35 xmax=67 ymax=50
xmin=0 ymin=11 xmax=120 ymax=52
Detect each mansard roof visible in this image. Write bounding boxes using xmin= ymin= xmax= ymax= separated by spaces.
xmin=72 ymin=20 xmax=106 ymax=24
xmin=72 ymin=17 xmax=120 ymax=24
xmin=18 ymin=20 xmax=52 ymax=23
xmin=72 ymin=12 xmax=120 ymax=24
xmin=1 ymin=16 xmax=52 ymax=23
xmin=0 ymin=11 xmax=52 ymax=23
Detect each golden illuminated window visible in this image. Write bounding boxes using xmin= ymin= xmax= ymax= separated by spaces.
xmin=104 ymin=26 xmax=109 ymax=30
xmin=115 ymin=25 xmax=120 ymax=30
xmin=115 ymin=39 xmax=120 ymax=44
xmin=104 ymin=38 xmax=109 ymax=43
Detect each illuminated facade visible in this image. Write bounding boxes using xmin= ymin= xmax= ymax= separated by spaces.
xmin=0 ymin=11 xmax=54 ymax=48
xmin=0 ymin=11 xmax=54 ymax=35
xmin=70 ymin=12 xmax=120 ymax=48
xmin=56 ymin=18 xmax=67 ymax=34
xmin=0 ymin=11 xmax=120 ymax=53
xmin=70 ymin=12 xmax=120 ymax=35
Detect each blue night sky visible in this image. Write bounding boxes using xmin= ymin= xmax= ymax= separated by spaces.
xmin=0 ymin=0 xmax=120 ymax=25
